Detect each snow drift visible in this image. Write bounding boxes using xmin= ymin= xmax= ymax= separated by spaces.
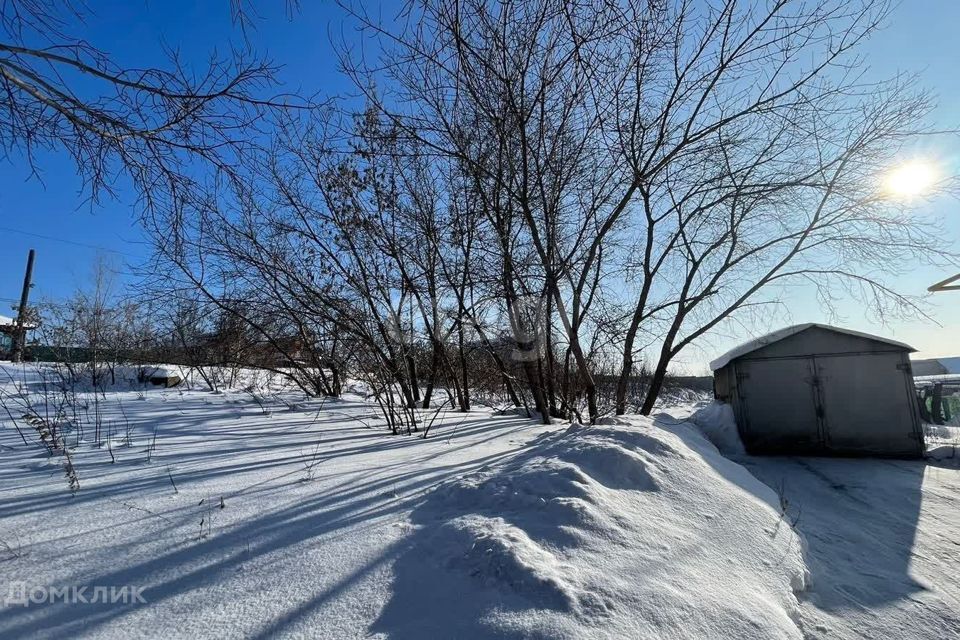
xmin=374 ymin=417 xmax=809 ymax=639
xmin=689 ymin=401 xmax=746 ymax=456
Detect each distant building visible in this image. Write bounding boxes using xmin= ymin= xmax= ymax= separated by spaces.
xmin=0 ymin=315 xmax=17 ymax=354
xmin=712 ymin=324 xmax=924 ymax=458
xmin=0 ymin=314 xmax=38 ymax=357
xmin=911 ymin=357 xmax=960 ymax=378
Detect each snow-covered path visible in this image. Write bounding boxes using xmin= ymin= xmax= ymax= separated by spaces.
xmin=743 ymin=455 xmax=960 ymax=639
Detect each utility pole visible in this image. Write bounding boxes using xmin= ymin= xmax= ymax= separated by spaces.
xmin=11 ymin=249 xmax=35 ymax=363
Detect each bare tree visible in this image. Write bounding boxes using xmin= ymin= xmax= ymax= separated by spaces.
xmin=131 ymin=0 xmax=958 ymax=432
xmin=0 ymin=0 xmax=310 ymax=224
xmin=340 ymin=0 xmax=958 ymax=420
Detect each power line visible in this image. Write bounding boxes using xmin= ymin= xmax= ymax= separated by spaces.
xmin=0 ymin=225 xmax=141 ymax=258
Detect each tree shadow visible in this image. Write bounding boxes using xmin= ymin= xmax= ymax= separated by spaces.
xmin=651 ymin=411 xmax=931 ymax=613
xmin=740 ymin=456 xmax=927 ymax=611
xmin=369 ymin=426 xmax=633 ymax=639
xmin=0 ymin=405 xmax=539 ymax=639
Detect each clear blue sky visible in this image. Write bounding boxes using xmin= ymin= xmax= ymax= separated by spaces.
xmin=1 ymin=1 xmax=958 ymax=366
xmin=0 ymin=0 xmax=352 ymax=309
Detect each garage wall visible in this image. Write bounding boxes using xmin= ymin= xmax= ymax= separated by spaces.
xmin=816 ymin=351 xmax=923 ymax=456
xmin=733 ymin=356 xmax=822 ymax=454
xmin=719 ymin=327 xmax=923 ymax=457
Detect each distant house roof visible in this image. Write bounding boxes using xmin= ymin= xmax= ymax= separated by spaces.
xmin=709 ymin=323 xmax=915 ymax=371
xmin=939 ymin=357 xmax=960 ymax=374
xmin=0 ymin=314 xmax=38 ymax=331
xmin=911 ymin=356 xmax=960 ymax=377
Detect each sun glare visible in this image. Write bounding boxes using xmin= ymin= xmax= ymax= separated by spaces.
xmin=884 ymin=160 xmax=937 ymax=198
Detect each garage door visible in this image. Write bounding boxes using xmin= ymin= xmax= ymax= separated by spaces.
xmin=816 ymin=353 xmax=923 ymax=456
xmin=736 ymin=357 xmax=822 ymax=454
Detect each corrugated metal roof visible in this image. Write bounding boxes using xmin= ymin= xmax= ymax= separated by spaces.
xmin=709 ymin=323 xmax=915 ymax=371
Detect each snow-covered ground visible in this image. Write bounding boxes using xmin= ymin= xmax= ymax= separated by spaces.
xmin=742 ymin=455 xmax=960 ymax=639
xmin=693 ymin=403 xmax=960 ymax=639
xmin=0 ymin=362 xmax=958 ymax=638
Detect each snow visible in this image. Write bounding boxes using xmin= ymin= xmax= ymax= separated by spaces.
xmin=924 ymin=424 xmax=960 ymax=460
xmin=1 ymin=361 xmax=959 ymax=638
xmin=379 ymin=419 xmax=808 ymax=638
xmin=743 ymin=457 xmax=960 ymax=639
xmin=0 ymin=362 xmax=809 ymax=639
xmin=709 ymin=323 xmax=915 ymax=371
xmin=0 ymin=315 xmax=37 ymax=329
xmin=688 ymin=401 xmax=746 ymax=455
xmin=687 ymin=402 xmax=960 ymax=639
xmin=126 ymin=364 xmax=185 ymax=381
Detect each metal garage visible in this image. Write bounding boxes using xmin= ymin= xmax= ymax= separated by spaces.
xmin=711 ymin=324 xmax=924 ymax=457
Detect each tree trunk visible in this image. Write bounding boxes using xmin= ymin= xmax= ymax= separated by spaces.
xmin=615 ymin=331 xmax=640 ymax=415
xmin=405 ymin=354 xmax=420 ymax=408
xmin=457 ymin=324 xmax=471 ymax=411
xmin=331 ymin=365 xmax=342 ymax=396
xmin=522 ymin=358 xmax=551 ymax=424
xmin=640 ymin=357 xmax=669 ymax=416
xmin=544 ymin=295 xmax=560 ymax=417
xmin=545 ymin=283 xmax=598 ymax=423
xmin=503 ymin=372 xmax=521 ymax=407
xmin=421 ymin=341 xmax=442 ymax=409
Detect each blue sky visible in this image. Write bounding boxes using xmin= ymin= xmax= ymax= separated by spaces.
xmin=0 ymin=1 xmax=351 ymax=307
xmin=1 ymin=1 xmax=958 ymax=365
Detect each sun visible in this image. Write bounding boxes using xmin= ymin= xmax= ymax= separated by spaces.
xmin=884 ymin=160 xmax=937 ymax=198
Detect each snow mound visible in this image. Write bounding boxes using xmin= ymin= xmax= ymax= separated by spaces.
xmin=376 ymin=417 xmax=809 ymax=638
xmin=690 ymin=401 xmax=746 ymax=455
xmin=925 ymin=423 xmax=959 ymax=441
xmin=924 ymin=423 xmax=960 ymax=464
xmin=427 ymin=514 xmax=608 ymax=614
